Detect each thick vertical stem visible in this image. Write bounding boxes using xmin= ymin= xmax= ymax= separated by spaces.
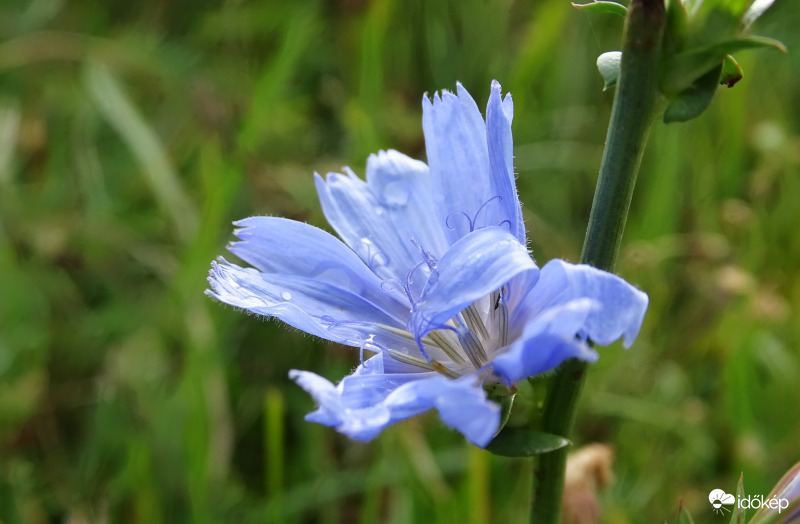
xmin=530 ymin=1 xmax=665 ymax=522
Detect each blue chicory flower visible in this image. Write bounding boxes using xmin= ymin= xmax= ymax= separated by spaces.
xmin=207 ymin=81 xmax=648 ymax=447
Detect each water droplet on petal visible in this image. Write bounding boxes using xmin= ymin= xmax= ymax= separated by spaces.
xmin=281 ymin=291 xmax=292 ymax=300
xmin=382 ymin=181 xmax=409 ymax=206
xmin=358 ymin=238 xmax=387 ymax=270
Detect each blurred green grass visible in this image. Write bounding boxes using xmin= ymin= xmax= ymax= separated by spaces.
xmin=0 ymin=0 xmax=797 ymax=522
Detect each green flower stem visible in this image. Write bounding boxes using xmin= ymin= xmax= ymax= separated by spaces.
xmin=530 ymin=1 xmax=665 ymax=522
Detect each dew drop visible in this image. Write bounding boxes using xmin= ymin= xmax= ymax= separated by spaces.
xmin=281 ymin=291 xmax=292 ymax=300
xmin=382 ymin=181 xmax=409 ymax=206
xmin=359 ymin=238 xmax=387 ymax=269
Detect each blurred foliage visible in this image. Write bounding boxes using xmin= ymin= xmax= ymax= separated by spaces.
xmin=0 ymin=0 xmax=797 ymax=522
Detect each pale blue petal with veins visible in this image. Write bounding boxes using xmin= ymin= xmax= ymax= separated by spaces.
xmin=207 ymin=81 xmax=648 ymax=447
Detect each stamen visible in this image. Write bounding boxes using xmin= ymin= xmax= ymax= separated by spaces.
xmin=492 ymin=289 xmax=509 ymax=347
xmin=432 ymin=361 xmax=459 ymax=379
xmin=497 ymin=219 xmax=513 ymax=231
xmin=445 ymin=210 xmax=474 ymax=232
xmin=388 ymin=350 xmax=459 ymax=379
xmin=427 ymin=330 xmax=467 ymax=365
xmin=471 ymin=195 xmax=502 ymax=228
xmin=377 ymin=323 xmax=465 ymax=365
xmin=463 ymin=303 xmax=490 ymax=343
xmin=380 ymin=279 xmax=416 ymax=306
xmin=445 ymin=195 xmax=506 ymax=233
xmin=456 ymin=326 xmax=488 ymax=369
xmin=410 ymin=238 xmax=438 ymax=269
xmin=406 ymin=260 xmax=427 ymax=288
xmin=377 ymin=323 xmax=431 ymax=344
xmin=497 ymin=300 xmax=509 ymax=347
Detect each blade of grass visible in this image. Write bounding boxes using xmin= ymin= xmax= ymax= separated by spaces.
xmin=84 ymin=62 xmax=197 ymax=243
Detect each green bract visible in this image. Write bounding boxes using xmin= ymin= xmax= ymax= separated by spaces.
xmin=581 ymin=0 xmax=785 ymax=123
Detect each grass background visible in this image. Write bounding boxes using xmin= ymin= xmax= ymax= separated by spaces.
xmin=0 ymin=0 xmax=798 ymax=522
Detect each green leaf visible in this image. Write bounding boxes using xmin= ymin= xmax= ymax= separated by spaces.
xmin=720 ymin=54 xmax=743 ymax=87
xmin=485 ymin=428 xmax=570 ymax=457
xmin=664 ymin=0 xmax=689 ymax=54
xmin=729 ymin=473 xmax=746 ymax=524
xmin=663 ymin=63 xmax=722 ymax=123
xmin=572 ymin=1 xmax=627 ymax=17
xmin=597 ymin=51 xmax=622 ymax=90
xmin=677 ymin=500 xmax=696 ymax=524
xmin=663 ymin=35 xmax=786 ymax=94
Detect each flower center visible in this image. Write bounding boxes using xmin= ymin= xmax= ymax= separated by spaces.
xmin=380 ymin=288 xmax=509 ymax=379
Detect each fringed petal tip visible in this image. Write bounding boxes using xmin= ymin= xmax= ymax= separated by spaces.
xmin=514 ymin=259 xmax=649 ymax=352
xmin=422 ymin=80 xmax=510 ymax=114
xmin=488 ymin=79 xmax=513 ymax=120
xmin=421 ymin=80 xmax=476 ymax=106
xmin=206 ymin=258 xmax=230 ymax=303
xmin=206 ymin=256 xmax=232 ymax=290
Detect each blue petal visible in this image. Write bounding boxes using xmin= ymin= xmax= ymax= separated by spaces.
xmin=355 ymin=349 xmax=428 ymax=375
xmin=365 ymin=150 xmax=450 ymax=258
xmin=290 ymin=355 xmax=501 ymax=447
xmin=315 ymin=150 xmax=449 ymax=285
xmin=491 ymin=298 xmax=600 ymax=385
xmin=423 ymin=83 xmax=514 ymax=243
xmin=230 ymin=217 xmax=407 ymax=311
xmin=486 ymin=80 xmax=525 ymax=245
xmin=207 ymin=259 xmax=410 ymax=347
xmin=511 ymin=259 xmax=648 ymax=348
xmin=409 ymin=227 xmax=538 ymax=338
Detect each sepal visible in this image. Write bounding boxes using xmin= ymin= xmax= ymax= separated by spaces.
xmin=720 ymin=54 xmax=743 ymax=87
xmin=596 ymin=0 xmax=784 ymax=124
xmin=663 ymin=62 xmax=722 ymax=123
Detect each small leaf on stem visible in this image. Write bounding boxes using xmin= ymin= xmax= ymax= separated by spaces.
xmin=664 ymin=35 xmax=785 ymax=94
xmin=663 ymin=62 xmax=722 ymax=123
xmin=720 ymin=54 xmax=743 ymax=87
xmin=486 ymin=428 xmax=570 ymax=457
